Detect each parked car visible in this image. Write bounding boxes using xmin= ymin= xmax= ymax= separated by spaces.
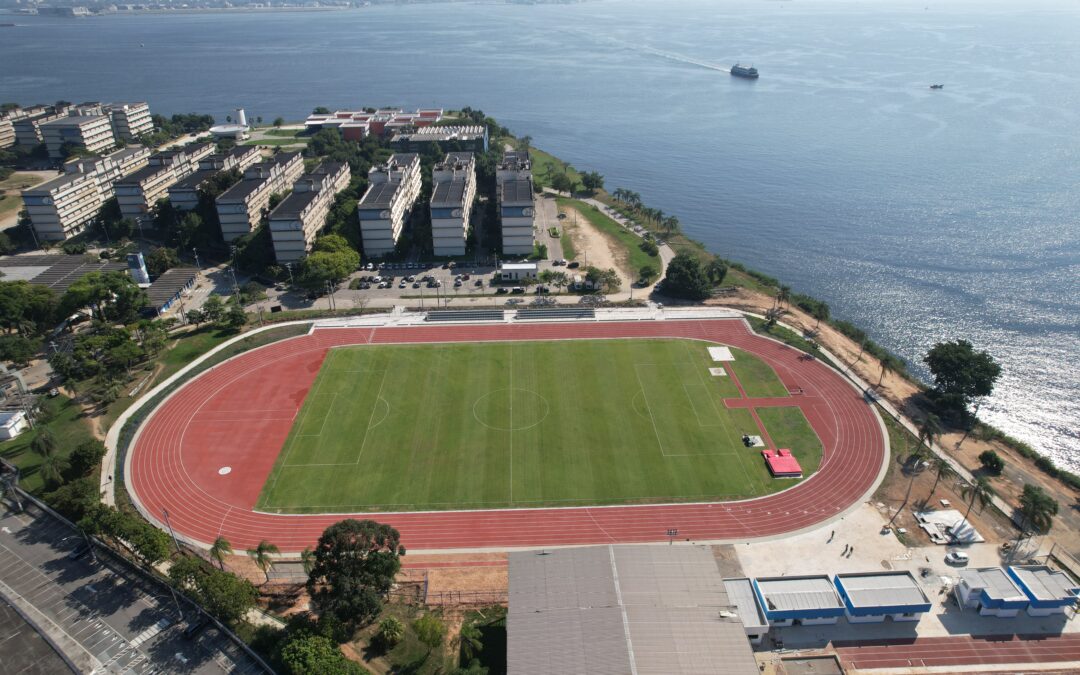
xmin=496 ymin=287 xmax=509 ymax=294
xmin=454 ymin=280 xmax=463 ymax=287
xmin=462 ymin=273 xmax=470 ymax=280
xmin=67 ymin=541 xmax=91 ymax=561
xmin=944 ymin=551 xmax=970 ymax=566
xmin=182 ymin=617 xmax=210 ymax=640
xmin=512 ymin=287 xmax=525 ymax=294
xmin=474 ymin=279 xmax=484 ymax=287
xmin=567 ymin=261 xmax=580 ymax=269
xmin=412 ymin=282 xmax=420 ymax=289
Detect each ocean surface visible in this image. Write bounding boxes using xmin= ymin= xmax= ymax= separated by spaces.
xmin=3 ymin=0 xmax=1078 ymax=469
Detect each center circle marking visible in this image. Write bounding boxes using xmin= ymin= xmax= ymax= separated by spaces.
xmin=472 ymin=388 xmax=550 ymax=431
xmin=218 ymin=466 xmax=232 ymax=475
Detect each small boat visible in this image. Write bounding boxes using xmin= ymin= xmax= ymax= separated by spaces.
xmin=929 ymin=84 xmax=944 ymax=89
xmin=731 ymin=63 xmax=759 ymax=79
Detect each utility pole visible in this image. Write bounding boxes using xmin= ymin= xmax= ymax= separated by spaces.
xmin=161 ymin=508 xmax=182 ymax=555
xmin=228 ymin=266 xmax=240 ymax=303
xmin=284 ymin=262 xmax=294 ymax=285
xmin=192 ymin=247 xmax=201 ymax=272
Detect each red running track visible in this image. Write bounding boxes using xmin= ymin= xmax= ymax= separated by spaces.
xmin=834 ymin=634 xmax=1080 ymax=670
xmin=127 ymin=319 xmax=887 ymax=552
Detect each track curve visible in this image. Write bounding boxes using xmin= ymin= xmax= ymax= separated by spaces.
xmin=127 ymin=319 xmax=887 ymax=552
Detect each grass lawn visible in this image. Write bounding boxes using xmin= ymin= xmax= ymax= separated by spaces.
xmin=257 ymin=338 xmax=821 ymax=513
xmin=262 ymin=128 xmax=301 ymax=138
xmin=529 ymin=147 xmax=581 ymax=191
xmin=729 ymin=347 xmax=790 ymax=398
xmin=756 ymin=407 xmax=824 ymax=476
xmin=0 ymin=193 xmax=21 ymax=218
xmin=0 ymin=172 xmax=47 ymax=191
xmin=243 ymin=137 xmax=308 ymax=147
xmin=0 ymin=395 xmax=94 ymax=495
xmin=557 ymin=198 xmax=660 ymax=275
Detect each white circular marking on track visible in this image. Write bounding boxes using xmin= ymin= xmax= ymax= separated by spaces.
xmin=472 ymin=388 xmax=550 ymax=431
xmin=218 ymin=466 xmax=232 ymax=475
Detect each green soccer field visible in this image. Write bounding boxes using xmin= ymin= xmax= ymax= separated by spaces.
xmin=256 ymin=338 xmax=823 ymax=513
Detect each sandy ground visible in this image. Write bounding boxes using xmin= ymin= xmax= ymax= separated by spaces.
xmin=558 ymin=201 xmax=631 ymax=286
xmin=0 ymin=170 xmax=56 ymax=230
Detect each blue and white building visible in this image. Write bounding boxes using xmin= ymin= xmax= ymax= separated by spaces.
xmin=1008 ymin=565 xmax=1080 ymax=617
xmin=833 ymin=572 xmax=932 ymax=624
xmin=752 ymin=575 xmax=845 ymax=627
xmin=956 ymin=567 xmax=1030 ymax=617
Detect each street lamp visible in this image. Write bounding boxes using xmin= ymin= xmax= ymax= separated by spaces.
xmin=192 ymin=247 xmax=201 ymax=272
xmin=666 ymin=527 xmax=678 ymax=545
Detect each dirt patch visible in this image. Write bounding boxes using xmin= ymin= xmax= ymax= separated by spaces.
xmin=559 ymin=202 xmax=631 ymax=286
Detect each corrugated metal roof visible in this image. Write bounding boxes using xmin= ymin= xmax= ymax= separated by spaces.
xmin=508 ymin=545 xmax=758 ymax=675
xmin=756 ymin=576 xmax=843 ymax=612
xmin=836 ymin=572 xmax=930 ymax=609
xmin=1011 ymin=566 xmax=1080 ymax=602
xmin=724 ymin=578 xmax=769 ymax=631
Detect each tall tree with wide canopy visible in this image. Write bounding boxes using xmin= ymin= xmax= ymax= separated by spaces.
xmin=307 ymin=519 xmax=402 ymax=628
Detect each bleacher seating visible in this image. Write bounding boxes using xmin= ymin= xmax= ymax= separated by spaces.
xmin=515 ymin=307 xmax=596 ymax=320
xmin=424 ymin=310 xmax=504 ymax=322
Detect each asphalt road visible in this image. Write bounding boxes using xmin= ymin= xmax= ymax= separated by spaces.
xmin=0 ymin=595 xmax=73 ymax=675
xmin=0 ymin=501 xmax=266 ymax=675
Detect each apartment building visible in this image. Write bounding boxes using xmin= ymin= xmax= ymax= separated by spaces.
xmin=268 ymin=162 xmax=351 ymax=263
xmin=21 ymin=146 xmax=151 ymax=241
xmin=105 ymin=102 xmax=154 ymax=142
xmin=114 ymin=143 xmax=214 ymax=220
xmin=39 ymin=114 xmax=116 ymax=159
xmin=496 ymin=151 xmax=536 ymax=255
xmin=215 ymin=152 xmax=304 ymax=240
xmin=168 ymin=146 xmax=261 ymax=212
xmin=429 ymin=152 xmax=477 ymax=257
xmin=12 ymin=107 xmax=70 ymax=146
xmin=304 ymin=108 xmax=442 ymax=141
xmin=357 ymin=153 xmax=422 ymax=257
xmin=391 ymin=125 xmax=488 ymax=154
xmin=0 ymin=115 xmax=13 ymax=149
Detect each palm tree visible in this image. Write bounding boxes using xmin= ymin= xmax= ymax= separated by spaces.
xmin=209 ymin=536 xmax=232 ymax=570
xmin=300 ymin=547 xmax=315 ymax=576
xmin=812 ymin=303 xmax=830 ymax=330
xmin=961 ymin=477 xmax=994 ymax=525
xmin=1018 ymin=484 xmax=1059 ymax=536
xmin=918 ymin=413 xmax=943 ymax=454
xmin=877 ymin=358 xmax=893 ymax=387
xmin=856 ymin=339 xmax=869 ymax=362
xmin=249 ymin=540 xmax=279 ymax=583
xmin=458 ymin=622 xmax=484 ymax=664
xmin=925 ymin=456 xmax=957 ymax=504
xmin=38 ymin=453 xmax=67 ymax=486
xmin=774 ymin=285 xmax=791 ymax=309
xmin=662 ymin=216 xmax=680 ymax=236
xmin=31 ymin=428 xmax=57 ymax=458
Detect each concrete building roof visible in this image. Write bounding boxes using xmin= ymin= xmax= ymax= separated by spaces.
xmin=40 ymin=115 xmax=104 ymax=128
xmin=172 ymin=169 xmax=215 ymax=191
xmin=116 ymin=163 xmax=171 ymax=186
xmin=358 ymin=180 xmax=402 ymax=209
xmin=270 ymin=190 xmax=319 ymax=220
xmin=508 ymin=545 xmax=757 ymax=675
xmin=431 ymin=178 xmax=468 ymax=207
xmin=1010 ymin=566 xmax=1080 ymax=603
xmin=0 ymin=255 xmax=126 ymax=292
xmin=24 ymin=171 xmax=87 ymax=194
xmin=145 ymin=267 xmax=198 ymax=308
xmin=501 ymin=262 xmax=538 ymax=272
xmin=834 ymin=572 xmax=931 ymax=610
xmin=959 ymin=568 xmax=1027 ymax=603
xmin=724 ymin=578 xmax=769 ymax=632
xmin=218 ymin=176 xmax=266 ymax=202
xmin=755 ymin=576 xmax=843 ymax=613
xmin=500 ymin=178 xmax=534 ymax=204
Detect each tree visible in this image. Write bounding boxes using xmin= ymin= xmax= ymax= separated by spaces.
xmin=280 ymin=634 xmax=367 ymax=675
xmin=639 ymin=239 xmax=659 ymax=257
xmin=312 ymin=107 xmax=331 ymax=115
xmin=185 ymin=308 xmax=205 ymax=327
xmin=44 ymin=476 xmax=99 ymax=522
xmin=926 ymin=456 xmax=957 ymax=504
xmin=376 ymin=616 xmax=404 ymax=650
xmin=457 ymin=621 xmax=483 ymax=664
xmin=706 ymin=258 xmax=728 ymax=285
xmin=145 ymin=247 xmax=180 ymax=276
xmin=249 ymin=540 xmax=279 ymax=583
xmin=961 ymin=476 xmax=993 ymax=525
xmin=774 ymin=284 xmax=791 ymax=309
xmin=877 ymin=358 xmax=893 ymax=387
xmin=917 ymin=413 xmax=942 ymax=454
xmin=169 ymin=555 xmax=257 ymax=625
xmin=580 ymin=170 xmax=604 ymax=193
xmin=413 ymin=613 xmax=446 ymax=651
xmin=1018 ymin=484 xmax=1059 ymax=536
xmin=812 ymin=302 xmax=830 ymax=329
xmin=307 ymin=519 xmax=402 ymax=629
xmin=273 ymin=117 xmax=284 ymax=127
xmin=60 ymin=271 xmax=146 ymax=324
xmin=210 ymin=536 xmax=233 ymax=570
xmin=923 ymin=340 xmax=1002 ymax=417
xmin=660 ymin=252 xmax=711 ymax=300
xmin=518 ymin=135 xmax=532 ymax=151
xmin=550 ymin=172 xmax=574 ymax=194
xmin=201 ymin=295 xmax=226 ymax=324
xmin=38 ymin=452 xmax=68 ymax=486
xmin=0 ymin=335 xmax=40 ymax=365
xmin=67 ymin=439 xmax=106 ymax=478
xmin=256 ymin=116 xmax=263 ymax=124
xmin=639 ymin=265 xmax=658 ymax=285
xmin=301 ymin=547 xmax=315 ymax=575
xmin=31 ymin=427 xmax=58 ymax=458
xmin=892 ymin=442 xmax=926 ymax=524
xmin=225 ymin=304 xmax=247 ymax=330
xmin=978 ymin=450 xmax=1004 ymax=475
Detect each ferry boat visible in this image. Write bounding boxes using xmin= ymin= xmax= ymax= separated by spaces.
xmin=731 ymin=63 xmax=759 ymax=79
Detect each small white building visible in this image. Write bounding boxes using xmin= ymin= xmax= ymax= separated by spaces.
xmin=833 ymin=572 xmax=932 ymax=623
xmin=499 ymin=262 xmax=537 ymax=281
xmin=956 ymin=567 xmax=1029 ymax=617
xmin=1009 ymin=565 xmax=1080 ymax=617
xmin=0 ymin=410 xmax=29 ymax=440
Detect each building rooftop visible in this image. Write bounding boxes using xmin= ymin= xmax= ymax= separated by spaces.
xmin=387 ymin=153 xmax=418 ymax=167
xmin=501 ymin=262 xmax=538 ymax=272
xmin=508 ymin=545 xmax=757 ymax=675
xmin=116 ymin=163 xmax=171 ymax=186
xmin=39 ymin=115 xmax=105 ymax=128
xmin=959 ymin=568 xmax=1028 ymax=603
xmin=172 ymin=169 xmax=215 ymax=191
xmin=431 ymin=178 xmax=468 ymax=207
xmin=834 ymin=572 xmax=931 ymax=610
xmin=217 ymin=176 xmax=267 ymax=202
xmin=24 ymin=171 xmax=87 ymax=195
xmin=1010 ymin=566 xmax=1080 ymax=603
xmin=271 ymin=151 xmax=302 ymax=167
xmin=145 ymin=267 xmax=198 ymax=308
xmin=501 ymin=150 xmax=531 ymax=170
xmin=500 ymin=178 xmax=534 ymax=204
xmin=358 ymin=180 xmax=402 ymax=210
xmin=724 ymin=578 xmax=769 ymax=632
xmin=0 ymin=255 xmax=126 ymax=292
xmin=755 ymin=576 xmax=844 ymax=613
xmin=270 ymin=190 xmax=319 ymax=220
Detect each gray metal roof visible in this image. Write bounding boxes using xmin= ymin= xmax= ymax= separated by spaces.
xmin=724 ymin=578 xmax=769 ymax=631
xmin=358 ymin=180 xmax=402 ymax=209
xmin=172 ymin=169 xmax=215 ymax=191
xmin=958 ymin=568 xmax=1027 ymax=602
xmin=269 ymin=190 xmax=319 ymax=220
xmin=835 ymin=572 xmax=930 ymax=609
xmin=145 ymin=267 xmax=198 ymax=307
xmin=755 ymin=576 xmax=843 ymax=613
xmin=500 ymin=178 xmax=534 ymax=204
xmin=1010 ymin=566 xmax=1080 ymax=602
xmin=116 ymin=162 xmax=170 ymax=186
xmin=431 ymin=178 xmax=468 ymax=207
xmin=0 ymin=255 xmax=126 ymax=292
xmin=508 ymin=545 xmax=757 ymax=675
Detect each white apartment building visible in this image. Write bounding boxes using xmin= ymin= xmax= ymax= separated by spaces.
xmin=496 ymin=151 xmax=536 ymax=255
xmin=114 ymin=143 xmax=214 ymax=220
xmin=39 ymin=114 xmax=116 ymax=159
xmin=168 ymin=146 xmax=262 ymax=212
xmin=0 ymin=116 xmax=13 ymax=149
xmin=268 ymin=162 xmax=351 ymax=263
xmin=22 ymin=146 xmax=151 ymax=241
xmin=12 ymin=107 xmax=70 ymax=146
xmin=429 ymin=152 xmax=476 ymax=257
xmin=357 ymin=153 xmax=421 ymax=257
xmin=105 ymin=102 xmax=154 ymax=142
xmin=215 ymin=152 xmax=304 ymax=240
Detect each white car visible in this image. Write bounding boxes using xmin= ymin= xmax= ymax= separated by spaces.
xmin=945 ymin=551 xmax=970 ymax=565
